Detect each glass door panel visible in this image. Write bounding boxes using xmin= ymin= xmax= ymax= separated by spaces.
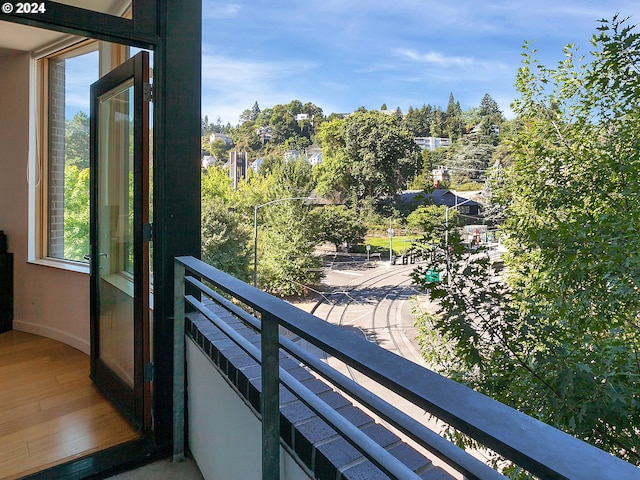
xmin=90 ymin=51 xmax=150 ymax=428
xmin=97 ymin=80 xmax=135 ymax=388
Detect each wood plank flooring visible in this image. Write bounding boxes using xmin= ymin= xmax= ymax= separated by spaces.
xmin=0 ymin=331 xmax=140 ymax=480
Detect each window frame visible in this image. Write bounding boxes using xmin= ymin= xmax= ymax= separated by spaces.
xmin=29 ymin=39 xmax=128 ymax=273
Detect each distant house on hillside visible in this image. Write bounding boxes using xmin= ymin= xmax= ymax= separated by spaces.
xmin=256 ymin=126 xmax=273 ymax=143
xmin=210 ymin=132 xmax=234 ymax=146
xmin=202 ymin=155 xmax=215 ymax=169
xmin=284 ymin=150 xmax=302 ymax=162
xmin=414 ymin=137 xmax=451 ymax=151
xmin=250 ymin=158 xmax=264 ymax=172
xmin=306 ymin=145 xmax=323 ymax=166
xmin=282 ymin=146 xmax=323 ymax=166
xmin=398 ymin=189 xmax=482 ymax=224
xmin=432 ymin=166 xmax=451 ymax=188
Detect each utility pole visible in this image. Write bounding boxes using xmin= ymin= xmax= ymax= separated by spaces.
xmin=445 ymin=197 xmax=473 ymax=284
xmin=388 ymin=218 xmax=394 ymax=263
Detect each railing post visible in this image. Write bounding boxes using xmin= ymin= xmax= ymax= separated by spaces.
xmin=261 ymin=311 xmax=280 ymax=479
xmin=173 ymin=259 xmax=186 ymax=462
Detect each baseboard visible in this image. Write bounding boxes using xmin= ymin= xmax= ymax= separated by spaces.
xmin=13 ymin=320 xmax=90 ymax=354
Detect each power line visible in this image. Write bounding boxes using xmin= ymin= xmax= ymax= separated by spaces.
xmin=435 ymin=166 xmax=493 ymax=173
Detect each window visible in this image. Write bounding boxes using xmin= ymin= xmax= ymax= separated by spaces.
xmin=42 ymin=42 xmax=99 ymax=264
xmin=33 ymin=42 xmax=144 ymax=270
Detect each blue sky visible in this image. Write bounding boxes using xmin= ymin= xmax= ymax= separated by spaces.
xmin=202 ymin=1 xmax=640 ymax=125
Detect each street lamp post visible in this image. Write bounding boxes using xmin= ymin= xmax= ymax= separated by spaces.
xmin=388 ymin=218 xmax=394 ymax=263
xmin=444 ymin=197 xmax=473 ymax=249
xmin=444 ymin=197 xmax=473 ymax=284
xmin=253 ymin=196 xmax=312 ymax=288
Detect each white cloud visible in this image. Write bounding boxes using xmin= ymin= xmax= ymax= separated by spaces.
xmin=395 ymin=49 xmax=476 ymax=68
xmin=201 ymin=53 xmax=317 ymax=88
xmin=391 ymin=48 xmax=511 ymax=81
xmin=203 ymin=2 xmax=241 ymax=19
xmin=201 ymin=53 xmax=320 ymax=124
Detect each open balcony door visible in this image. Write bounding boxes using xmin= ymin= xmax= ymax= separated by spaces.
xmin=89 ymin=51 xmax=151 ymax=429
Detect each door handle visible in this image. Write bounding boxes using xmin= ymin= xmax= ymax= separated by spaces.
xmin=83 ymin=253 xmax=108 ymax=261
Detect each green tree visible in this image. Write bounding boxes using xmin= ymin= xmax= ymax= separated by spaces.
xmin=402 ymin=104 xmax=433 ymax=137
xmin=230 ymin=119 xmax=262 ymax=153
xmin=310 ymin=205 xmax=367 ymax=250
xmin=283 ymin=135 xmax=310 ymax=152
xmin=446 ymin=136 xmax=495 ymax=185
xmin=480 ymin=159 xmax=507 ymax=225
xmin=239 ymin=101 xmax=261 ymax=123
xmin=65 ymin=111 xmax=90 ymax=169
xmin=202 ymin=164 xmax=233 ymax=200
xmin=257 ymin=103 xmax=299 ymax=145
xmin=300 ymin=101 xmax=325 ymax=138
xmin=201 ymin=198 xmax=252 ymax=282
xmin=63 ymin=165 xmax=90 ymax=260
xmin=248 ymin=158 xmax=322 ymax=295
xmin=429 ymin=108 xmax=446 ymax=137
xmin=258 ymin=200 xmax=321 ymax=296
xmin=406 ymin=205 xmax=459 ymax=242
xmin=478 ymin=93 xmax=504 ymax=142
xmin=201 ymin=166 xmax=253 ymax=280
xmin=315 ymin=110 xmax=420 ymax=201
xmin=229 ymin=99 xmax=325 ymax=156
xmin=412 ymin=16 xmax=640 ymax=468
xmin=313 ymin=118 xmax=353 ymax=202
xmin=263 ymin=157 xmax=315 ymax=198
xmin=444 ymin=92 xmax=464 ymax=139
xmin=209 ymin=138 xmax=231 ymax=163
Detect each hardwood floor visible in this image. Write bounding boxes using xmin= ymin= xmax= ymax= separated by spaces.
xmin=0 ymin=331 xmax=140 ymax=480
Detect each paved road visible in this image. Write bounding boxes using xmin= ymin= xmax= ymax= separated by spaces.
xmin=310 ymin=260 xmax=428 ymax=368
xmin=292 ymin=258 xmax=486 ymax=478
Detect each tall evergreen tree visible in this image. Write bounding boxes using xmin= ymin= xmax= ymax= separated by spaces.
xmin=478 ymin=93 xmax=504 ymax=140
xmin=444 ymin=93 xmax=464 ymax=139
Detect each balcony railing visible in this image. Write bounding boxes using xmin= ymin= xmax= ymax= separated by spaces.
xmin=173 ymin=255 xmax=639 ymax=480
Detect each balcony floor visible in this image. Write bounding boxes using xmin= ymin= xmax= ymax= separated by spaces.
xmin=0 ymin=330 xmax=140 ymax=480
xmin=104 ymin=457 xmax=204 ymax=480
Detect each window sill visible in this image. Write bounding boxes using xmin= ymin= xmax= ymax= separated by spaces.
xmin=27 ymin=258 xmax=154 ymax=309
xmin=27 ymin=257 xmax=90 ymax=275
xmin=102 ymin=272 xmax=134 ymax=297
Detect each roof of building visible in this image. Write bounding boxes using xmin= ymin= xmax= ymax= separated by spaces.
xmin=398 ymin=189 xmax=481 ymax=208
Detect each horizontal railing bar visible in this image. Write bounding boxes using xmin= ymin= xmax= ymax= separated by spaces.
xmin=184 ymin=294 xmax=261 ymax=366
xmin=184 ymin=294 xmax=421 ymax=479
xmin=185 ymin=275 xmax=501 ymax=480
xmin=176 ymin=256 xmax=640 ymax=480
xmin=278 ymin=367 xmax=421 ymax=480
xmin=279 ymin=335 xmax=505 ymax=480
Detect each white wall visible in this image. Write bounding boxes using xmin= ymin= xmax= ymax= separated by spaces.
xmin=0 ymin=51 xmax=90 ymax=353
xmin=187 ymin=338 xmax=312 ymax=480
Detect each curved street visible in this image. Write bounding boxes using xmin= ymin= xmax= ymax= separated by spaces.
xmin=309 ymin=259 xmax=428 ymax=368
xmin=292 ymin=256 xmax=486 ymax=478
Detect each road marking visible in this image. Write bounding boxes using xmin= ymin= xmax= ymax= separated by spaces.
xmin=331 ymin=271 xmax=363 ymax=276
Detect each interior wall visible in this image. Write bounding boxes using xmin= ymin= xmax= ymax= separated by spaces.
xmin=0 ymin=51 xmax=90 ymax=354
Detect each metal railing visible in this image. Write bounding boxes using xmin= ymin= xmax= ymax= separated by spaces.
xmin=173 ymin=256 xmax=639 ymax=480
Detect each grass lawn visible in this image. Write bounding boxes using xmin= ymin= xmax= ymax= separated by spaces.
xmin=352 ymin=235 xmax=422 ymax=255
